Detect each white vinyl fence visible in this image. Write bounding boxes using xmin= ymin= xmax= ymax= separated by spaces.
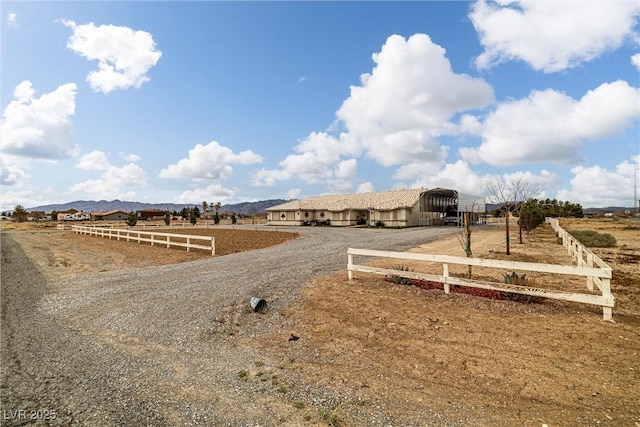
xmin=347 ymin=247 xmax=614 ymax=321
xmin=545 ymin=218 xmax=613 ymax=292
xmin=71 ymin=225 xmax=215 ymax=255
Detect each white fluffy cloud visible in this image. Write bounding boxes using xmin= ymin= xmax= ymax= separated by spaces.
xmin=7 ymin=11 xmax=18 ymax=28
xmin=252 ymin=34 xmax=494 ymax=190
xmin=252 ymin=132 xmax=357 ymax=186
xmin=556 ymin=159 xmax=639 ymax=207
xmin=76 ymin=150 xmax=110 ymax=170
xmin=1 ymin=81 xmax=78 ymax=159
xmin=403 ymin=160 xmax=487 ymax=195
xmin=160 ymin=141 xmax=262 ymax=180
xmin=338 ymin=34 xmax=494 ymax=166
xmin=173 ymin=184 xmax=236 ymax=204
xmin=60 ymin=20 xmax=162 ymax=93
xmin=70 ymin=151 xmax=147 ymax=199
xmin=460 ymin=81 xmax=640 ymax=166
xmin=632 ymin=53 xmax=640 ymax=70
xmin=0 ymin=160 xmax=29 ymax=186
xmin=471 ymin=0 xmax=640 ymax=72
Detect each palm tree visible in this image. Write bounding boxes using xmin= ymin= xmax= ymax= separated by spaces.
xmin=202 ymin=201 xmax=208 ymax=218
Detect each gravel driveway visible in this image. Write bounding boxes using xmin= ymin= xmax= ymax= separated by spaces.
xmin=1 ymin=226 xmax=459 ymax=426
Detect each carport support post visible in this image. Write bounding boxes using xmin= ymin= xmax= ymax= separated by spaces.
xmin=347 ymin=252 xmax=353 ymax=281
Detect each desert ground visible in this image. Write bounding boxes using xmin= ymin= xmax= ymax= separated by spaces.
xmin=1 ymin=218 xmax=639 ymax=426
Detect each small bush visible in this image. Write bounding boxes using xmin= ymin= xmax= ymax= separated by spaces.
xmin=237 ymin=370 xmax=248 ymax=380
xmin=569 ymin=229 xmax=617 ymax=247
xmin=126 ymin=211 xmax=137 ymax=227
xmin=501 ymin=272 xmax=542 ymax=304
xmin=375 ymin=220 xmax=385 ymax=228
xmin=390 ymin=265 xmax=411 ymax=285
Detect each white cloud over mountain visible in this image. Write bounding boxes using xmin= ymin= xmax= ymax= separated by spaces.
xmin=160 ymin=141 xmax=263 ymax=181
xmin=70 ymin=151 xmax=147 ymax=200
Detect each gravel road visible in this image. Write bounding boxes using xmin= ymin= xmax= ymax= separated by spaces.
xmin=1 ymin=226 xmax=460 ymax=426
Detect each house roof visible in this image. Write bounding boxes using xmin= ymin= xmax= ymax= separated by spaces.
xmin=93 ymin=210 xmax=129 ymax=216
xmin=267 ymin=188 xmax=425 ymax=212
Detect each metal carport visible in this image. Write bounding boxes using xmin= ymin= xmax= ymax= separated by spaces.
xmin=418 ymin=188 xmax=486 ymax=226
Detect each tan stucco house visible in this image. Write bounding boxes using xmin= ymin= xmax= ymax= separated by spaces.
xmin=266 ymin=188 xmax=486 ymax=228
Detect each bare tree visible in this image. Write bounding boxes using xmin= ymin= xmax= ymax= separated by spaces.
xmin=487 ymin=176 xmax=541 ymax=255
xmin=456 ymin=212 xmax=473 ymax=277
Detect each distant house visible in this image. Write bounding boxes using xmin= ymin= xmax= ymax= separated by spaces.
xmin=57 ymin=209 xmax=79 ymax=220
xmin=92 ymin=210 xmax=130 ymax=221
xmin=138 ymin=209 xmax=166 ymax=221
xmin=266 ymin=188 xmax=485 ymax=228
xmin=27 ymin=211 xmax=47 ymax=221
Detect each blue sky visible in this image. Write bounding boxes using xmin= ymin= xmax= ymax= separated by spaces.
xmin=1 ymin=1 xmax=639 ymax=211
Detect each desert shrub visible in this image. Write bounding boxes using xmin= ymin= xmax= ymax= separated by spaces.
xmin=390 ymin=265 xmax=411 ymax=285
xmin=501 ymin=272 xmax=542 ymax=303
xmin=568 ymin=229 xmax=617 ymax=247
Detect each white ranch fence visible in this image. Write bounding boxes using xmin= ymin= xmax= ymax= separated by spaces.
xmin=545 ymin=218 xmax=613 ymax=292
xmin=71 ymin=225 xmax=215 ymax=255
xmin=347 ymin=247 xmax=614 ymax=321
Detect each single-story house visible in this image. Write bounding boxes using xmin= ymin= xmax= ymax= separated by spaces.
xmin=92 ymin=210 xmax=130 ymax=221
xmin=138 ymin=209 xmax=166 ymax=221
xmin=266 ymin=188 xmax=486 ymax=228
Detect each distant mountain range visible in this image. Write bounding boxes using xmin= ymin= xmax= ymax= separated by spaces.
xmin=27 ymin=199 xmax=289 ymax=216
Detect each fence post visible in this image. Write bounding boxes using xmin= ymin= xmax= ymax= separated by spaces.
xmin=577 ymin=245 xmax=583 ymax=266
xmin=348 ymin=252 xmax=353 ymax=281
xmin=187 ymin=237 xmax=191 ymax=252
xmin=601 ymin=277 xmax=613 ymax=321
xmin=586 ymin=253 xmax=594 ymax=291
xmin=443 ymin=263 xmax=450 ymax=294
xmin=211 ymin=237 xmax=215 ymax=256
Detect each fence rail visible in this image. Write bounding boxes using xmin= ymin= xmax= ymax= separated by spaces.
xmin=71 ymin=225 xmax=215 ymax=255
xmin=347 ymin=247 xmax=614 ymax=321
xmin=545 ymin=218 xmax=612 ymax=293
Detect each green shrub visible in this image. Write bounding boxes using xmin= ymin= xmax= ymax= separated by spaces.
xmin=568 ymin=229 xmax=617 ymax=247
xmin=126 ymin=211 xmax=137 ymax=227
xmin=375 ymin=220 xmax=385 ymax=228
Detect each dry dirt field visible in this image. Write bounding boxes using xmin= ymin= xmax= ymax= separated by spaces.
xmin=2 ymin=218 xmax=639 ymax=426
